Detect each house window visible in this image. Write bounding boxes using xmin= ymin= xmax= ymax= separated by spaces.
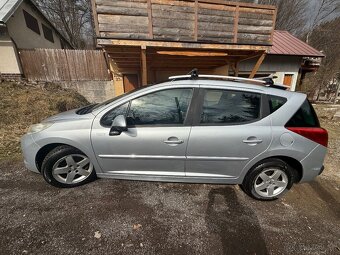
xmin=23 ymin=10 xmax=40 ymax=35
xmin=283 ymin=74 xmax=294 ymax=87
xmin=42 ymin=24 xmax=54 ymax=43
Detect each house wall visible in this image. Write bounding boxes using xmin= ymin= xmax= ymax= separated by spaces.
xmin=0 ymin=30 xmax=22 ymax=76
xmin=6 ymin=1 xmax=63 ymax=49
xmin=239 ymin=55 xmax=302 ymax=91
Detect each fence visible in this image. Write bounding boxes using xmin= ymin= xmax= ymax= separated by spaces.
xmin=19 ymin=49 xmax=111 ymax=81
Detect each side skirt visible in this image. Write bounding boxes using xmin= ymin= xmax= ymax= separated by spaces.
xmin=96 ymin=173 xmax=241 ymax=185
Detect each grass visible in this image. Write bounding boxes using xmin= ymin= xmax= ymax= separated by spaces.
xmin=0 ymin=81 xmax=89 ymax=160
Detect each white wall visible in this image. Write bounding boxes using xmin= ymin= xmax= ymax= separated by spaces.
xmin=239 ymin=55 xmax=303 ymax=91
xmin=0 ymin=32 xmax=22 ymax=74
xmin=6 ymin=1 xmax=63 ymax=49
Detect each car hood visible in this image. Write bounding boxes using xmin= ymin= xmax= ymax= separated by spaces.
xmin=43 ymin=108 xmax=94 ymax=123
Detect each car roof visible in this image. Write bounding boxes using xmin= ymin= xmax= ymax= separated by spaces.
xmin=157 ymin=78 xmax=299 ymax=98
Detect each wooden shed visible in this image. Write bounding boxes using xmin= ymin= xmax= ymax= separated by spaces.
xmin=91 ymin=0 xmax=277 ymax=95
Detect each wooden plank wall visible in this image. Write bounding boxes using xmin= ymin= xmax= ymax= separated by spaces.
xmin=19 ymin=49 xmax=110 ymax=81
xmin=94 ymin=0 xmax=276 ymax=45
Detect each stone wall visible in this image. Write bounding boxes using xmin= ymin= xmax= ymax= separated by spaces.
xmin=58 ymin=81 xmax=115 ymax=103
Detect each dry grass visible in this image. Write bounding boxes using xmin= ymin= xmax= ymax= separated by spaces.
xmin=0 ymin=81 xmax=89 ymax=160
xmin=314 ymin=104 xmax=340 ymax=180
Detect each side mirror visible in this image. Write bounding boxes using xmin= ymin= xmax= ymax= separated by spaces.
xmin=109 ymin=115 xmax=127 ymax=136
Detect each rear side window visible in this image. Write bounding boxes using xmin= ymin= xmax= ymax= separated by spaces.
xmin=286 ymin=100 xmax=320 ymax=127
xmin=269 ymin=95 xmax=287 ymax=113
xmin=200 ymin=89 xmax=261 ymax=124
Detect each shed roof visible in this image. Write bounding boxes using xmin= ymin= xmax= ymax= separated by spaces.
xmin=269 ymin=30 xmax=325 ymax=57
xmin=0 ymin=0 xmax=23 ymax=23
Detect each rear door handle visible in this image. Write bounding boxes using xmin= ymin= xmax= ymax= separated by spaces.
xmin=164 ymin=140 xmax=184 ymax=145
xmin=243 ymin=138 xmax=263 ymax=144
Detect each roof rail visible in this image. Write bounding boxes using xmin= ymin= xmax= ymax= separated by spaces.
xmin=168 ymin=69 xmax=288 ymax=90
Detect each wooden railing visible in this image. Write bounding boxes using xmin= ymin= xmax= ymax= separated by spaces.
xmin=93 ymin=0 xmax=277 ymax=45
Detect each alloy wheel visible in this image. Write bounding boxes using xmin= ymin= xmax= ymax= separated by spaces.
xmin=51 ymin=154 xmax=93 ymax=184
xmin=254 ymin=168 xmax=288 ymax=198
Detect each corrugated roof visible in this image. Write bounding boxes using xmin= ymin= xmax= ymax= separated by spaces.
xmin=0 ymin=0 xmax=23 ymax=23
xmin=269 ymin=30 xmax=325 ymax=57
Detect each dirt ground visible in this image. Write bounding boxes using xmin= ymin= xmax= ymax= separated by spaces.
xmin=0 ymin=103 xmax=339 ymax=255
xmin=0 ymin=160 xmax=339 ymax=255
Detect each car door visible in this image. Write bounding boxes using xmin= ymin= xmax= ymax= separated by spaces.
xmin=91 ymin=87 xmax=194 ymax=177
xmin=185 ymin=87 xmax=272 ymax=180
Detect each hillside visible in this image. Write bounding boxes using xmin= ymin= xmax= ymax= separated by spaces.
xmin=0 ymin=81 xmax=89 ymax=160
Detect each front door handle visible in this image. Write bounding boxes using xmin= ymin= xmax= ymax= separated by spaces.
xmin=164 ymin=137 xmax=184 ymax=145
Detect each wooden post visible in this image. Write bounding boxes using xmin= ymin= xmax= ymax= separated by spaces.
xmin=233 ymin=5 xmax=239 ymax=43
xmin=194 ymin=0 xmax=198 ymax=41
xmin=90 ymin=0 xmax=100 ymax=38
xmin=234 ymin=61 xmax=239 ymax=77
xmin=147 ymin=0 xmax=153 ymax=39
xmin=141 ymin=46 xmax=148 ymax=85
xmin=249 ymin=53 xmax=266 ymax=78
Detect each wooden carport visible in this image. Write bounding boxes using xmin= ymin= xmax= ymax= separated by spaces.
xmin=92 ymin=0 xmax=276 ymax=94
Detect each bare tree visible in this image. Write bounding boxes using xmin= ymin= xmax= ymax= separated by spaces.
xmin=302 ymin=17 xmax=340 ymax=101
xmin=258 ymin=0 xmax=308 ymax=35
xmin=305 ymin=0 xmax=340 ymax=43
xmin=33 ymin=0 xmax=94 ymax=49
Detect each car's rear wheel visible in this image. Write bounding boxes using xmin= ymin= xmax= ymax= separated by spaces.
xmin=241 ymin=158 xmax=294 ymax=201
xmin=42 ymin=146 xmax=96 ymax=188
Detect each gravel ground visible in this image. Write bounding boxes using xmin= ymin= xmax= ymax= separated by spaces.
xmin=0 ymin=160 xmax=339 ymax=255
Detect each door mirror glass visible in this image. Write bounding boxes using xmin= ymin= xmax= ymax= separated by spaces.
xmin=109 ymin=115 xmax=127 ymax=136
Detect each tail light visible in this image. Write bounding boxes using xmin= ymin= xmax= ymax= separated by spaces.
xmin=286 ymin=127 xmax=328 ymax=147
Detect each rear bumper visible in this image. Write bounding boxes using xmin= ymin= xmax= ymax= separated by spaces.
xmin=20 ymin=134 xmax=41 ymax=173
xmin=299 ymin=145 xmax=327 ymax=182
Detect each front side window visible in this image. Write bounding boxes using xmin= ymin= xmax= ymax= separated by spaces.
xmin=101 ymin=102 xmax=129 ymax=126
xmin=127 ymin=89 xmax=193 ymax=126
xmin=200 ymin=89 xmax=261 ymax=124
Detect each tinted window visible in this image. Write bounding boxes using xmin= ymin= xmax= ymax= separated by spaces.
xmin=42 ymin=24 xmax=54 ymax=43
xmin=127 ymin=89 xmax=193 ymax=126
xmin=200 ymin=89 xmax=261 ymax=124
xmin=101 ymin=102 xmax=129 ymax=126
xmin=286 ymin=100 xmax=320 ymax=127
xmin=269 ymin=95 xmax=287 ymax=113
xmin=23 ymin=10 xmax=40 ymax=35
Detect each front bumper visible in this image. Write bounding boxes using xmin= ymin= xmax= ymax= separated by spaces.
xmin=20 ymin=134 xmax=41 ymax=173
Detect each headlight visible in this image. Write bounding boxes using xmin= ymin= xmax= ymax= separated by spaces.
xmin=27 ymin=122 xmax=54 ymax=134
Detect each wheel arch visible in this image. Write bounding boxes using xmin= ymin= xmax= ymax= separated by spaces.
xmin=35 ymin=143 xmax=77 ymax=172
xmin=243 ymin=156 xmax=303 ymax=183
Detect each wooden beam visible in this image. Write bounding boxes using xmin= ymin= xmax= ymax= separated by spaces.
xmin=141 ymin=46 xmax=148 ymax=85
xmin=249 ymin=53 xmax=266 ymax=78
xmin=98 ymin=39 xmax=270 ymax=51
xmin=270 ymin=7 xmax=277 ymax=43
xmin=156 ymin=51 xmax=228 ymax=56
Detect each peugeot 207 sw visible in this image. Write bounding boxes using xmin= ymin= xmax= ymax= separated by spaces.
xmin=21 ymin=74 xmax=328 ymax=200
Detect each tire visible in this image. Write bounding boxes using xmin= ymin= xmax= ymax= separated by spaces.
xmin=241 ymin=158 xmax=295 ymax=201
xmin=42 ymin=145 xmax=96 ymax=188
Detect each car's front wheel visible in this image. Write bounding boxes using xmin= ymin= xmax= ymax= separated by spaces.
xmin=241 ymin=158 xmax=294 ymax=201
xmin=42 ymin=145 xmax=96 ymax=188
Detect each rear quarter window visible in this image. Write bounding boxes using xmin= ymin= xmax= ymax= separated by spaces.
xmin=268 ymin=95 xmax=287 ymax=113
xmin=286 ymin=99 xmax=320 ymax=127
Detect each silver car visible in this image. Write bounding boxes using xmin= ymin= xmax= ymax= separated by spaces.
xmin=21 ymin=75 xmax=328 ymax=200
